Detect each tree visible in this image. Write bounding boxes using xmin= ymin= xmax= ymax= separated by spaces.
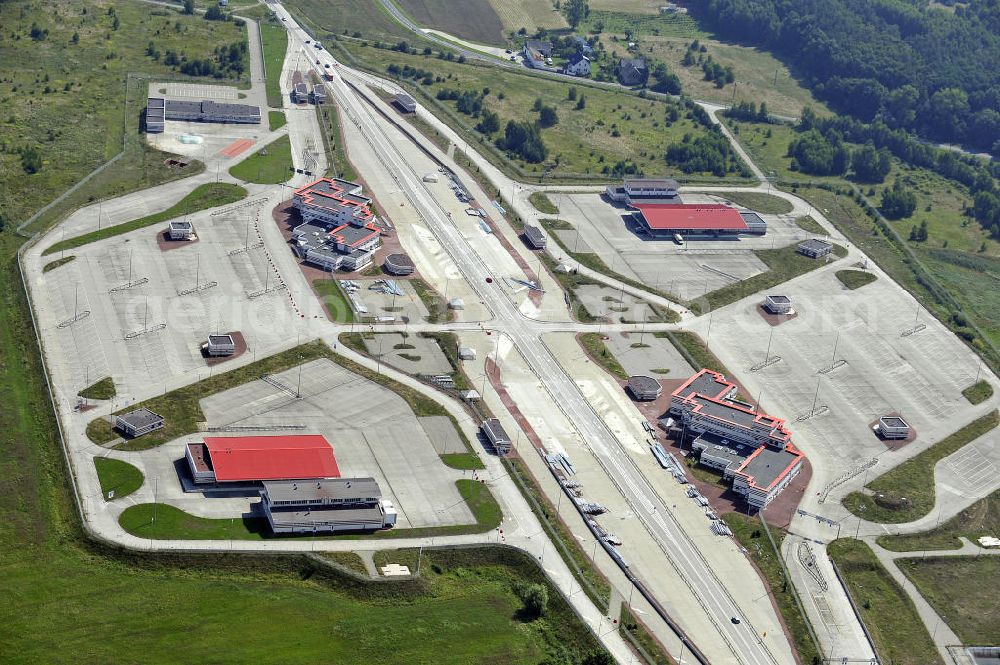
xmin=787 ymin=130 xmax=849 ymax=176
xmin=881 ymin=181 xmax=917 ymax=220
xmin=563 ymin=0 xmax=589 ymax=28
xmin=475 ymin=110 xmax=500 ymax=135
xmin=516 ymin=583 xmax=548 ymax=618
xmin=575 ymin=94 xmax=586 ymax=110
xmin=20 ymin=146 xmax=42 ymax=174
xmin=538 ymin=105 xmax=558 ymax=128
xmin=567 ymin=86 xmax=577 ymax=101
xmin=498 ymin=120 xmax=547 ymax=163
xmin=650 ymin=62 xmax=681 ymax=95
xmin=851 ymin=143 xmax=892 ymax=183
xmin=204 ymin=5 xmax=229 ymax=21
xmin=182 ymin=0 xmax=195 ymax=14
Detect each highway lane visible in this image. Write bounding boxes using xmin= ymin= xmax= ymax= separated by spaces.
xmin=269 ymin=4 xmax=786 ymax=663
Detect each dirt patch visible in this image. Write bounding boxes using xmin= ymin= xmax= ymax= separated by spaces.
xmin=868 ymin=412 xmax=917 ymax=450
xmin=756 ymin=304 xmax=799 ymax=327
xmin=201 ymin=331 xmax=248 ymax=366
xmin=156 ymin=229 xmax=200 ymax=252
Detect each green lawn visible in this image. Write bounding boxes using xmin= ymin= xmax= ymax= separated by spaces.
xmin=722 ymin=514 xmax=821 ymax=665
xmin=229 ymin=134 xmax=293 ymax=184
xmin=440 ymin=452 xmax=486 ymax=470
xmin=962 ymin=379 xmax=994 ymax=405
xmin=692 ymin=242 xmax=846 ymax=314
xmin=284 ymin=0 xmax=423 ymax=45
xmin=312 ymin=279 xmax=356 ymax=322
xmin=268 ymin=110 xmax=287 ymax=130
xmin=619 ymin=604 xmax=676 ymax=665
xmin=374 ymin=548 xmax=421 ymax=574
xmin=793 ymin=215 xmax=828 ymax=236
xmin=655 ymin=330 xmax=727 ymax=375
xmin=877 ymin=489 xmax=1000 ymax=552
xmin=42 ymin=256 xmax=76 ymax=272
xmin=315 ymin=93 xmax=359 ymax=181
xmin=315 ymin=551 xmax=369 ymax=576
xmin=578 ymin=333 xmax=629 ymax=380
xmin=410 ymin=277 xmax=453 ymax=323
xmin=828 ymin=539 xmax=944 ymax=665
xmin=259 ymin=22 xmax=288 ymax=108
xmin=120 ymin=479 xmax=500 ymax=540
xmin=93 ymin=457 xmax=144 ymax=500
xmin=528 ymin=192 xmax=559 ymax=215
xmin=78 ymin=376 xmax=116 ymax=400
xmin=42 ymin=182 xmax=246 ymax=255
xmin=843 ymin=410 xmax=999 ymax=523
xmin=897 ymin=556 xmax=1000 ymax=646
xmin=715 ymin=191 xmax=793 ymax=214
xmin=835 ymin=269 xmax=877 ymax=290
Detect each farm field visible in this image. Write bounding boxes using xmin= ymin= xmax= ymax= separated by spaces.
xmin=283 ymin=0 xmax=423 ymax=45
xmin=345 ymin=41 xmax=735 ymax=180
xmin=398 ymin=0 xmax=506 ymax=45
xmin=488 ymin=0 xmax=566 ymax=32
xmin=0 ymin=0 xmax=246 ymax=227
xmin=898 ymin=556 xmax=1000 ymax=646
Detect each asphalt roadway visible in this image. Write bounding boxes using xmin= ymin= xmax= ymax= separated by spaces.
xmin=271 ymin=5 xmax=783 ymax=664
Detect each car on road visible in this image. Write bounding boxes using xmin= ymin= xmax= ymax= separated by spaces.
xmin=305 ymin=39 xmax=311 ymax=44
xmin=316 ymin=59 xmax=320 ymax=64
xmin=324 ymin=63 xmax=330 ymax=68
xmin=509 ymin=56 xmax=516 ymax=61
xmin=730 ymin=617 xmax=741 ymax=625
xmin=505 ymin=48 xmax=512 ymax=54
xmin=485 ymin=277 xmax=494 ymax=284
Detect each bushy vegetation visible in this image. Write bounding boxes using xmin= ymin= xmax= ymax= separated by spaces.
xmin=666 ymin=131 xmax=749 ymax=177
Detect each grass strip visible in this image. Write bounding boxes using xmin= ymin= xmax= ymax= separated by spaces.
xmin=78 ymin=376 xmax=116 ymax=400
xmin=229 ymin=134 xmax=293 ymax=184
xmin=716 ymin=191 xmax=793 ymax=214
xmin=268 ymin=110 xmax=287 ymax=131
xmin=119 ymin=478 xmax=500 ymax=540
xmin=315 ymin=95 xmax=359 ymax=181
xmin=42 ymin=183 xmax=247 ymax=255
xmin=835 ymin=269 xmax=877 ymax=290
xmin=828 ymin=539 xmax=944 ymax=665
xmin=94 ymin=457 xmax=144 ymax=501
xmin=312 ymin=279 xmax=356 ymax=322
xmin=842 ymin=410 xmax=999 ymax=523
xmin=440 ymin=452 xmax=486 ymax=470
xmin=314 ymin=551 xmax=369 ymax=576
xmin=619 ymin=604 xmax=677 ymax=665
xmin=42 ymin=256 xmax=75 ymax=272
xmin=876 ymin=489 xmax=1000 ymax=552
xmin=691 ymin=242 xmax=846 ymax=314
xmin=962 ymin=380 xmax=993 ymax=405
xmin=793 ymin=215 xmax=828 ymax=236
xmin=656 ymin=330 xmax=729 ymax=375
xmin=722 ymin=514 xmax=822 ymax=665
xmin=579 ymin=332 xmax=628 ymax=380
xmin=528 ymin=192 xmax=559 ymax=215
xmin=410 ymin=277 xmax=453 ymax=323
xmin=260 ymin=23 xmax=288 ymax=108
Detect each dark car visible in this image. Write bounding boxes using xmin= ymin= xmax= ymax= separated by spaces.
xmin=730 ymin=617 xmax=741 ymax=625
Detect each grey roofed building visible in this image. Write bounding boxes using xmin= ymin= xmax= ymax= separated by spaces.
xmin=627 ymin=375 xmax=662 ymax=401
xmin=525 ymin=39 xmax=552 ymax=57
xmin=383 ymin=252 xmax=415 ymax=276
xmin=115 ymin=407 xmax=164 ymax=438
xmin=149 ymin=97 xmax=261 ymax=126
xmin=146 ymin=97 xmax=166 ymax=133
xmin=481 ymin=418 xmax=512 ymax=454
xmin=736 ymin=446 xmax=802 ymax=491
xmin=740 ymin=211 xmax=767 ymax=235
xmin=797 ymin=238 xmax=833 ymax=258
xmin=259 ymin=477 xmax=396 ymax=534
xmin=312 ymin=84 xmax=326 ymax=104
xmin=206 ymin=333 xmax=236 ymax=356
xmin=522 ymin=224 xmax=546 ymax=249
xmin=168 ymin=219 xmax=195 ymax=240
xmin=617 ymin=58 xmax=648 ymax=86
xmin=293 ymin=82 xmax=309 ymax=103
xmin=763 ymin=294 xmax=791 ymax=314
xmin=262 ymin=477 xmax=382 ymax=505
xmin=393 ymin=93 xmax=416 ymax=113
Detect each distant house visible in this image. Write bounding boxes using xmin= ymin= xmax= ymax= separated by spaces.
xmin=523 ymin=39 xmax=552 ymax=69
xmin=564 ymin=53 xmax=591 ymax=77
xmin=618 ymin=58 xmax=648 ymax=86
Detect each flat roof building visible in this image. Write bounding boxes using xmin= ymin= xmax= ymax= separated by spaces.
xmin=146 ymin=96 xmax=165 ymax=133
xmin=630 ymin=203 xmax=762 ymax=237
xmin=293 ymin=82 xmax=309 ymax=103
xmin=606 ymin=177 xmax=680 ymax=205
xmin=798 ymin=238 xmax=833 ymax=259
xmin=482 ymin=418 xmax=512 ymax=454
xmin=393 ymin=93 xmax=416 ymax=113
xmin=206 ymin=334 xmax=235 ymax=356
xmin=627 ymin=375 xmax=662 ymax=401
xmin=763 ymin=295 xmax=791 ymax=315
xmin=145 ymin=97 xmax=261 ymax=132
xmin=291 ymin=178 xmax=382 ymax=272
xmin=115 ymin=407 xmax=165 ymax=438
xmin=383 ymin=252 xmax=415 ymax=276
xmin=185 ymin=434 xmax=340 ymax=485
xmin=168 ymin=219 xmax=195 ymax=240
xmin=523 ymin=224 xmax=546 ymax=249
xmin=875 ymin=416 xmax=911 ymax=440
xmin=312 ymin=84 xmax=326 ymax=104
xmin=260 ymin=477 xmax=397 ymax=534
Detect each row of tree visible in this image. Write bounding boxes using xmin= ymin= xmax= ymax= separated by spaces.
xmin=697 ymin=0 xmax=1000 ymax=152
xmin=787 ymin=130 xmax=892 ymax=183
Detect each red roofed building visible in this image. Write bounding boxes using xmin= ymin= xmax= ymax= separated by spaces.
xmin=185 ymin=434 xmax=340 ymax=485
xmin=630 ymin=203 xmax=766 ymax=237
xmin=290 ymin=177 xmax=383 ymax=272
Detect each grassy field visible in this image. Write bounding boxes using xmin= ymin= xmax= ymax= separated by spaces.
xmin=842 ymin=410 xmax=999 ymax=523
xmin=488 ymin=0 xmax=566 ymax=32
xmin=260 ymin=22 xmax=288 ymax=108
xmin=313 ymin=279 xmax=356 ymax=322
xmin=315 ymin=551 xmax=369 ymax=576
xmin=579 ymin=332 xmax=629 ymax=380
xmin=374 ymin=547 xmax=421 ymax=573
xmin=342 ymin=40 xmax=734 ymax=181
xmin=962 ymin=380 xmax=994 ymax=405
xmin=691 ymin=242 xmax=846 ymax=314
xmin=898 ymin=556 xmax=1000 ymax=646
xmin=315 ymin=93 xmax=359 ymax=181
xmin=42 ymin=182 xmax=247 ymax=255
xmin=268 ymin=110 xmax=287 ymax=131
xmin=440 ymin=452 xmax=486 ymax=470
xmin=793 ymin=215 xmax=828 ymax=236
xmin=284 ymin=0 xmax=424 ymax=45
xmin=877 ymin=489 xmax=1000 ymax=552
xmin=619 ymin=605 xmax=676 ymax=665
xmin=120 ymin=479 xmax=501 ymax=540
xmin=229 ymin=134 xmax=293 ymax=184
xmin=722 ymin=514 xmax=821 ymax=665
xmin=715 ymin=191 xmax=793 ymax=214
xmin=0 ymin=0 xmax=246 ymax=228
xmin=579 ymin=10 xmax=704 ymax=39
xmin=93 ymin=457 xmax=144 ymax=500
xmin=398 ymin=0 xmax=505 ymax=45
xmin=828 ymin=539 xmax=944 ymax=665
xmin=78 ymin=376 xmax=116 ymax=400
xmin=835 ymin=269 xmax=877 ymax=290
xmin=528 ymin=191 xmax=559 ymax=215
xmin=42 ymin=255 xmax=76 ymax=272
xmin=656 ymin=330 xmax=727 ymax=375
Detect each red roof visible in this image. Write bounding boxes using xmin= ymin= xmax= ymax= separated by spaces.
xmin=203 ymin=435 xmax=340 ymax=482
xmin=632 ymin=204 xmax=748 ymax=231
